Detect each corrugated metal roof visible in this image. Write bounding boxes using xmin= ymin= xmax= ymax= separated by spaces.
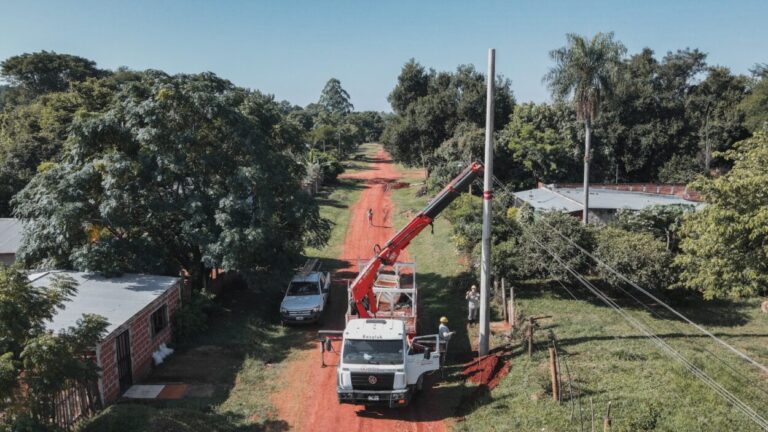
xmin=513 ymin=188 xmax=582 ymax=212
xmin=30 ymin=271 xmax=179 ymax=336
xmin=514 ymin=187 xmax=702 ymax=211
xmin=0 ymin=218 xmax=23 ymax=254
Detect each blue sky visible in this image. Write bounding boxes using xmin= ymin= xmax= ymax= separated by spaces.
xmin=1 ymin=0 xmax=766 ymax=112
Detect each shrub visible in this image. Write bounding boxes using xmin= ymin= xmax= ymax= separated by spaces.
xmin=172 ymin=291 xmax=215 ymax=344
xmin=594 ymin=227 xmax=672 ymax=291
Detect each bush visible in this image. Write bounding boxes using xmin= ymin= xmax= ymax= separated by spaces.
xmin=315 ymin=151 xmax=345 ymax=182
xmin=515 ymin=211 xmax=595 ymax=281
xmin=594 ymin=227 xmax=673 ymax=291
xmin=172 ymin=291 xmax=215 ymax=344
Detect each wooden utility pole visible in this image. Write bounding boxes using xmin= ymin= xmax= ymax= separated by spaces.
xmin=549 ymin=347 xmax=560 ymax=402
xmin=478 ymin=48 xmax=495 ymax=357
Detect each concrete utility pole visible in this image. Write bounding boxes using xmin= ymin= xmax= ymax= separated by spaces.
xmin=479 ymin=48 xmax=495 ymax=357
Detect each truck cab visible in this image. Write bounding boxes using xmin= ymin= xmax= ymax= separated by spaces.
xmin=281 ymin=260 xmax=331 ymax=324
xmin=336 ymin=319 xmax=441 ymax=408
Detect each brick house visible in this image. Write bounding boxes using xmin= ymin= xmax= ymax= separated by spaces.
xmin=30 ymin=271 xmax=182 ymax=404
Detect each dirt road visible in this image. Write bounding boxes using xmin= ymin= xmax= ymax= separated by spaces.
xmin=271 ymin=148 xmax=447 ymax=432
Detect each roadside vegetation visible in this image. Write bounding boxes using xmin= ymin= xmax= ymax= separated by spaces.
xmin=75 ymin=145 xmax=372 ymax=432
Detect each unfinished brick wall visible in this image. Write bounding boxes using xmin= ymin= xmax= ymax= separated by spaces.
xmin=97 ymin=282 xmax=181 ymax=404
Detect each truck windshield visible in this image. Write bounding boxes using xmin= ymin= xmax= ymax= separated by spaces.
xmin=286 ymin=282 xmax=318 ymax=296
xmin=343 ymin=339 xmax=403 ymax=365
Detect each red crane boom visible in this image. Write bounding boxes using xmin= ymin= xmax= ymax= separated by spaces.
xmin=349 ymin=162 xmax=484 ymax=317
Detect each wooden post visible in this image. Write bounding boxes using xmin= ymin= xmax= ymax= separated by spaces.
xmin=549 ymin=347 xmax=560 ymax=402
xmin=528 ymin=317 xmax=534 ymax=357
xmin=603 ymin=401 xmax=612 ymax=432
xmin=509 ymin=284 xmax=516 ymax=327
xmin=501 ymin=278 xmax=507 ymax=322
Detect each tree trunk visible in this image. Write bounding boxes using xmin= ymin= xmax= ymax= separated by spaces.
xmin=583 ymin=119 xmax=592 ymax=225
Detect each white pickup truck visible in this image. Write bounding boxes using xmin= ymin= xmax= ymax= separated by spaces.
xmin=336 ymin=319 xmax=441 ymax=408
xmin=280 ymin=260 xmax=331 ymax=325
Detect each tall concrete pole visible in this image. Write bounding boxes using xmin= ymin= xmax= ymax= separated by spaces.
xmin=479 ymin=48 xmax=495 ymax=357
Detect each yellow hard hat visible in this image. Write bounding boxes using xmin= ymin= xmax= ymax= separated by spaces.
xmin=440 ymin=316 xmax=449 ymax=324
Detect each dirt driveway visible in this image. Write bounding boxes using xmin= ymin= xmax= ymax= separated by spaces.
xmin=270 ymin=148 xmax=450 ymax=432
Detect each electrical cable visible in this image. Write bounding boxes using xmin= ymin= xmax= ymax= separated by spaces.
xmin=491 ymin=175 xmax=768 ymax=377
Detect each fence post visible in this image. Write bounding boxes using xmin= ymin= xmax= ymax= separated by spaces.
xmin=549 ymin=347 xmax=560 ymax=402
xmin=509 ymin=284 xmax=515 ymax=327
xmin=528 ymin=317 xmax=534 ymax=357
xmin=603 ymin=401 xmax=612 ymax=432
xmin=501 ymin=278 xmax=507 ymax=322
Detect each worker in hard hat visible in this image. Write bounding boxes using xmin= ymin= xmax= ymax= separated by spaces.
xmin=439 ymin=316 xmax=451 ymax=340
xmin=465 ymin=284 xmax=480 ymax=324
xmin=438 ymin=317 xmax=454 ymax=367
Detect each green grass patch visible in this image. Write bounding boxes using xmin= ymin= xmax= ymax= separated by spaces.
xmin=455 ymin=279 xmax=768 ymax=432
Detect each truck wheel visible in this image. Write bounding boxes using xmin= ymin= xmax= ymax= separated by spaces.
xmin=416 ymin=375 xmax=424 ymax=393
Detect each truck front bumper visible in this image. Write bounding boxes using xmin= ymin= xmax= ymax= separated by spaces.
xmin=337 ymin=388 xmax=411 ymax=408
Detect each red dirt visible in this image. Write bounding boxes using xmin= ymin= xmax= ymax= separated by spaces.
xmin=462 ymin=353 xmax=510 ymax=390
xmin=271 ymin=148 xmax=446 ymax=432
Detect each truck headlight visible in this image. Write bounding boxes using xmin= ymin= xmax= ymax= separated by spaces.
xmin=280 ymin=307 xmax=288 ymax=314
xmin=312 ymin=306 xmax=320 ymax=313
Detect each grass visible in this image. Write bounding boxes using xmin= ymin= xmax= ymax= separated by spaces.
xmin=454 ymin=279 xmax=768 ymax=432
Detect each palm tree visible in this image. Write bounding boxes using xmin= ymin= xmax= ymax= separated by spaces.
xmin=545 ymin=32 xmax=626 ymax=224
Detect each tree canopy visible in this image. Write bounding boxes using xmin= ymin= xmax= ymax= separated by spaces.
xmin=13 ymin=71 xmax=330 ymax=288
xmin=319 ymin=78 xmax=354 ymax=115
xmin=675 ymin=132 xmax=768 ymax=299
xmin=1 ymin=51 xmax=105 ymax=102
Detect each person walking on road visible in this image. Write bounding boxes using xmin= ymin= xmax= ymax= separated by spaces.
xmin=367 ymin=208 xmax=374 ymax=227
xmin=465 ymin=284 xmax=480 ymax=324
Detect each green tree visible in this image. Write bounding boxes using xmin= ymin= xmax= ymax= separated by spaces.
xmin=687 ymin=66 xmax=750 ymax=172
xmin=382 ymin=61 xmax=514 ymax=177
xmin=0 ymin=266 xmax=108 ymax=429
xmin=739 ymin=65 xmax=768 ymax=133
xmin=500 ymin=102 xmax=580 ymax=188
xmin=13 ymin=72 xmax=329 ymax=289
xmin=1 ymin=51 xmax=105 ymax=102
xmin=318 ymin=78 xmax=353 ymax=115
xmin=545 ymin=32 xmax=626 ymax=223
xmin=0 ymin=69 xmax=140 ymax=217
xmin=387 ymin=59 xmax=430 ymax=115
xmin=675 ymin=132 xmax=768 ymax=299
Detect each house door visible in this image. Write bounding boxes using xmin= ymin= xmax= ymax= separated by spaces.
xmin=115 ymin=330 xmax=133 ymax=392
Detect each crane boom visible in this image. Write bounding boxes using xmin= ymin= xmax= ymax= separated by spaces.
xmin=349 ymin=162 xmax=484 ymax=317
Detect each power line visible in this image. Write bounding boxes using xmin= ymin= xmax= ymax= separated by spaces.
xmin=512 ymin=217 xmax=768 ymax=430
xmin=491 ymin=175 xmax=768 ymax=377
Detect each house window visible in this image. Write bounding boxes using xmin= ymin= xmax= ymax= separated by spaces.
xmin=150 ymin=305 xmax=168 ymax=338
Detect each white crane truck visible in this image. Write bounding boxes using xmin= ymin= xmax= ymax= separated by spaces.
xmin=332 ymin=162 xmax=484 ymax=408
